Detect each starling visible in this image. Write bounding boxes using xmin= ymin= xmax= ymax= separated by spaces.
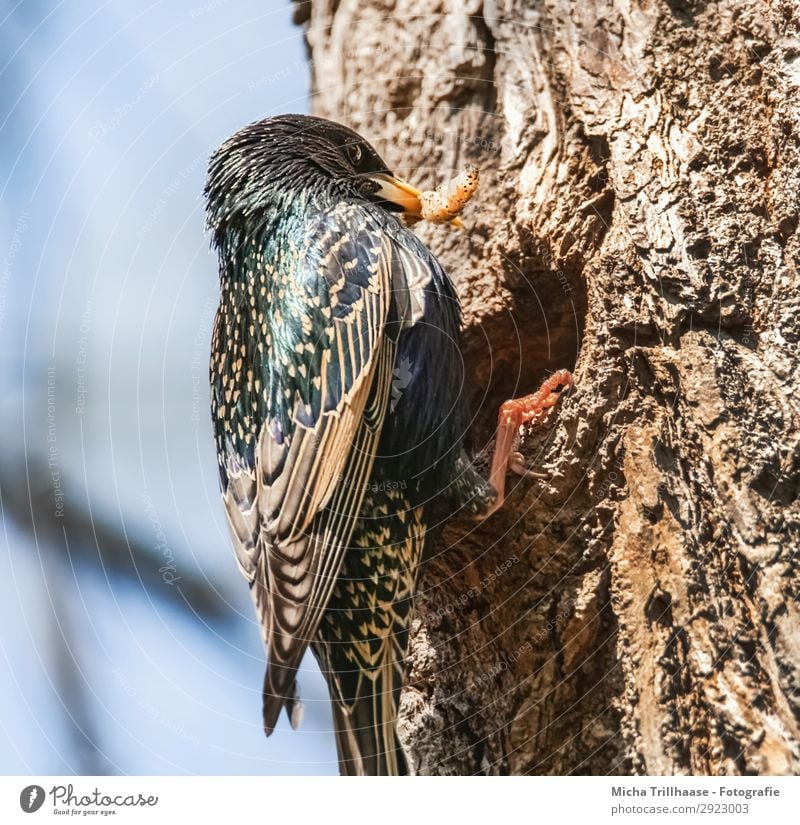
xmin=204 ymin=114 xmax=572 ymax=775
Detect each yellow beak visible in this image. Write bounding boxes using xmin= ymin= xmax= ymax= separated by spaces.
xmin=367 ymin=173 xmax=423 ymax=217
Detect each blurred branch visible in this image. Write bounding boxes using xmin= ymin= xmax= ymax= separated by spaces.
xmin=47 ymin=577 xmax=114 ymax=775
xmin=1 ymin=454 xmax=234 ymax=627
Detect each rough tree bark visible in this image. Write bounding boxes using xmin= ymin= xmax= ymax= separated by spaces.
xmin=292 ymin=0 xmax=800 ymax=774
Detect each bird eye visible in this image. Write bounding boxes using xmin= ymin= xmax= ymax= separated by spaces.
xmin=346 ymin=143 xmax=363 ymax=166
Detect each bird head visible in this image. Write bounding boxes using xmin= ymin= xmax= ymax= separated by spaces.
xmin=205 ymin=114 xmax=426 ymax=243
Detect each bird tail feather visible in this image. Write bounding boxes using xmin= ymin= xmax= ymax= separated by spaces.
xmin=330 ymin=664 xmax=410 ymax=776
xmin=262 ymin=670 xmax=303 ymax=735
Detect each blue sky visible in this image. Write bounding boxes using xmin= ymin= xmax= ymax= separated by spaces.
xmin=0 ymin=0 xmax=339 ymax=775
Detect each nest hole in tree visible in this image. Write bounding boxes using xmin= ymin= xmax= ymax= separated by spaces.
xmin=461 ymin=256 xmax=587 ymax=454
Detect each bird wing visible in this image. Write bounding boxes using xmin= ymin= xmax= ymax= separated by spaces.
xmin=217 ymin=203 xmax=427 ymax=733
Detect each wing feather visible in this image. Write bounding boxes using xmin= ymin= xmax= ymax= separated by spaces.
xmin=214 ymin=202 xmax=433 ymax=732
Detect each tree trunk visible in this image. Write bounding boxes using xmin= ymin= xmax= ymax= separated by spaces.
xmin=293 ymin=0 xmax=800 ymax=775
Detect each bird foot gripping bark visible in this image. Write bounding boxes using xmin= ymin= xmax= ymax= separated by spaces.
xmin=485 ymin=369 xmax=574 ymax=517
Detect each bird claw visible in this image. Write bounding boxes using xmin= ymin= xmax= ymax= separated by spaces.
xmin=497 ymin=369 xmax=574 ymax=428
xmin=487 ymin=369 xmax=574 ymax=516
xmin=509 ymin=451 xmax=548 ymax=479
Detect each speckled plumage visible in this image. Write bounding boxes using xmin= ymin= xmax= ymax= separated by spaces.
xmin=205 ymin=115 xmax=495 ymax=776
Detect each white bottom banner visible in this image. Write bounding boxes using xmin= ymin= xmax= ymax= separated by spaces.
xmin=1 ymin=775 xmax=796 ymax=823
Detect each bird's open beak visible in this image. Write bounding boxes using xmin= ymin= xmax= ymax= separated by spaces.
xmin=367 ymin=173 xmax=423 ymax=218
